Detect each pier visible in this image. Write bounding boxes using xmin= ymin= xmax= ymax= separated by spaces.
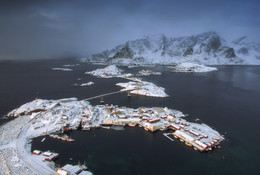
xmin=163 ymin=133 xmax=174 ymax=142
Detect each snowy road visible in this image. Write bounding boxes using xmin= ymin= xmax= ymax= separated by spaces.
xmin=16 ymin=123 xmax=55 ymax=175
xmin=83 ymin=88 xmax=138 ymax=101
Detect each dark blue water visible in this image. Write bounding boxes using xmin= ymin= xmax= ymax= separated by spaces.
xmin=1 ymin=59 xmax=260 ymax=174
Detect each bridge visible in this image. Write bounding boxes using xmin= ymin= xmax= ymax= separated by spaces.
xmin=83 ymin=88 xmax=139 ymax=101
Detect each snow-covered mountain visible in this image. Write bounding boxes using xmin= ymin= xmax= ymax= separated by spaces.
xmin=84 ymin=31 xmax=260 ymax=65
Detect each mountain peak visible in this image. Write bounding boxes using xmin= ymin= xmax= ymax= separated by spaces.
xmin=195 ymin=31 xmax=220 ymax=40
xmin=232 ymin=36 xmax=248 ymax=44
xmin=87 ymin=31 xmax=260 ymax=65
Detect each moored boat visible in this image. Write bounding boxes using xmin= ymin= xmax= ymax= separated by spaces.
xmin=61 ymin=134 xmax=69 ymax=141
xmin=82 ymin=126 xmax=91 ymax=130
xmin=67 ymin=138 xmax=75 ymax=142
xmin=128 ymin=123 xmax=136 ymax=127
xmin=185 ymin=142 xmax=193 ymax=147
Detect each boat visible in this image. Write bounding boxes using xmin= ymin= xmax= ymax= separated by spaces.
xmin=80 ymin=161 xmax=88 ymax=170
xmin=128 ymin=123 xmax=136 ymax=127
xmin=113 ymin=123 xmax=125 ymax=126
xmin=62 ymin=134 xmax=69 ymax=141
xmin=185 ymin=142 xmax=193 ymax=147
xmin=82 ymin=126 xmax=91 ymax=131
xmin=56 ymin=136 xmax=62 ymax=139
xmin=67 ymin=138 xmax=75 ymax=142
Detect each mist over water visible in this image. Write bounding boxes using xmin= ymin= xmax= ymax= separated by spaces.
xmin=0 ymin=0 xmax=259 ymax=60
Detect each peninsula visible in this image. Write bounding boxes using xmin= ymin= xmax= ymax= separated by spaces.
xmin=0 ymin=97 xmax=224 ymax=174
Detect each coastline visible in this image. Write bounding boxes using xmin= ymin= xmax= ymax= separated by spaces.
xmin=0 ymin=97 xmax=224 ymax=175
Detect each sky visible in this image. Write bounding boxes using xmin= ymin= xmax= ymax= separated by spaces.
xmin=0 ymin=0 xmax=259 ymax=60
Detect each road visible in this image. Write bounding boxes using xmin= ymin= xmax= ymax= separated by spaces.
xmin=83 ymin=88 xmax=138 ymax=101
xmin=16 ymin=122 xmax=56 ymax=175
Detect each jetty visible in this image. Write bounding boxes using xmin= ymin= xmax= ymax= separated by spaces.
xmin=163 ymin=133 xmax=174 ymax=142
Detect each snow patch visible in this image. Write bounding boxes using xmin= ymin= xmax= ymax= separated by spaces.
xmin=85 ymin=65 xmax=132 ymax=78
xmin=79 ymin=82 xmax=94 ymax=86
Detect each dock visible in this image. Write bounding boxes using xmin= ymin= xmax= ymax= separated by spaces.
xmin=163 ymin=133 xmax=174 ymax=141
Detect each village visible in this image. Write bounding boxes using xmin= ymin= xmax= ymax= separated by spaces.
xmin=6 ymin=97 xmax=224 ymax=154
xmin=80 ymin=104 xmax=223 ymax=152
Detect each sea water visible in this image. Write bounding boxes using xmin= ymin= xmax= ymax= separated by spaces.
xmin=1 ymin=59 xmax=260 ymax=174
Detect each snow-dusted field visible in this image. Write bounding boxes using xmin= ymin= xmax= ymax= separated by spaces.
xmin=116 ymin=81 xmax=168 ymax=97
xmin=85 ymin=65 xmax=132 ymax=78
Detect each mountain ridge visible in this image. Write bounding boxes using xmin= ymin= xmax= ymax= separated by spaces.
xmin=85 ymin=31 xmax=260 ymax=65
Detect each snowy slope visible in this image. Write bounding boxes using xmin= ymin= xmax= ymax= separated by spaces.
xmin=84 ymin=31 xmax=260 ymax=65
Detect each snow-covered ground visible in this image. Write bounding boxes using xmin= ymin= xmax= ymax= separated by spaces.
xmin=85 ymin=65 xmax=132 ymax=78
xmin=116 ymin=81 xmax=168 ymax=97
xmin=84 ymin=65 xmax=167 ymax=97
xmin=137 ymin=70 xmax=162 ymax=76
xmin=0 ymin=148 xmax=38 ymax=175
xmin=52 ymin=68 xmax=73 ymax=71
xmin=172 ymin=62 xmax=217 ymax=73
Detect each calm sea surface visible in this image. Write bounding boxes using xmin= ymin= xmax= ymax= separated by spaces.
xmin=0 ymin=59 xmax=260 ymax=175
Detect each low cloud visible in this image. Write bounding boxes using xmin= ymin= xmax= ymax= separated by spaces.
xmin=0 ymin=0 xmax=259 ymax=60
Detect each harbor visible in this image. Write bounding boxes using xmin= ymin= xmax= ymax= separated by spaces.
xmin=7 ymin=98 xmax=224 ymax=153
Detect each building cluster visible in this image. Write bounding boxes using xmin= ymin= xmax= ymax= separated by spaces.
xmin=80 ymin=104 xmax=223 ymax=152
xmin=56 ymin=163 xmax=92 ymax=175
xmin=137 ymin=69 xmax=162 ymax=76
xmin=32 ymin=150 xmax=93 ymax=175
xmin=32 ymin=150 xmax=59 ymax=162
